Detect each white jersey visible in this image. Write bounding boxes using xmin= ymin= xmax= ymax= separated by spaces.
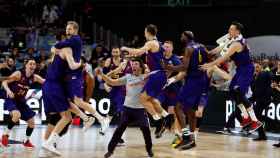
xmin=119 ymin=74 xmax=145 ymax=109
xmin=216 ymin=34 xmax=243 ymax=56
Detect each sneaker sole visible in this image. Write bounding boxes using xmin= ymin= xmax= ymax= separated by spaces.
xmin=242 ymin=122 xmax=253 ymax=129
xmin=116 ymin=143 xmax=125 ymax=147
xmin=42 ymin=146 xmax=61 ymax=156
xmin=38 ymin=150 xmax=56 ymax=158
xmin=249 ymin=123 xmax=263 ymax=133
xmin=216 ymin=130 xmax=232 ymax=135
xmin=174 ymin=142 xmax=184 ymax=149
xmin=273 ymin=144 xmax=280 ymax=148
xmin=179 ymin=143 xmax=196 ymax=150
xmin=24 ymin=146 xmax=35 ymax=150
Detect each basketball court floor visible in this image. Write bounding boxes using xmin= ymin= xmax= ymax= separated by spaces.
xmin=0 ymin=126 xmax=279 ymax=158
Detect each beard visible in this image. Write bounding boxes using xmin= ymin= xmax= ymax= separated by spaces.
xmin=7 ymin=64 xmax=14 ymax=67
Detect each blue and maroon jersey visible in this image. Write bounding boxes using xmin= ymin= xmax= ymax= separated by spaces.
xmin=163 ymin=54 xmax=182 ymax=92
xmin=109 ymin=57 xmax=124 ymax=79
xmin=9 ymin=70 xmax=35 ymax=101
xmin=55 ymin=35 xmax=83 ymax=77
xmin=229 ymin=38 xmax=252 ymax=67
xmin=146 ymin=40 xmax=165 ymax=72
xmin=45 ymin=55 xmax=68 ymax=81
xmin=123 ymin=60 xmax=133 ymax=75
xmin=186 ymin=41 xmax=208 ymax=78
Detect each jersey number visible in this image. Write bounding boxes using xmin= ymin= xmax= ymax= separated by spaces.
xmin=198 ymin=50 xmax=203 ymax=64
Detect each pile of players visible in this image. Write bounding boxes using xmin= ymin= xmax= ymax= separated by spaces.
xmin=0 ymin=21 xmax=266 ymax=158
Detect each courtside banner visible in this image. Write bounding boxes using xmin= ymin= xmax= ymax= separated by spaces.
xmin=1 ymin=88 xmax=279 ymax=132
xmin=0 ymin=89 xmax=111 ymax=124
xmin=203 ymin=89 xmax=280 ymax=133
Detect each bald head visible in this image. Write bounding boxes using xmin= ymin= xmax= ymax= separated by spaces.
xmin=181 ymin=31 xmax=194 ymax=43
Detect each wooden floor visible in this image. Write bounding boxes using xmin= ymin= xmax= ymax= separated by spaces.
xmin=0 ymin=126 xmax=279 ymax=158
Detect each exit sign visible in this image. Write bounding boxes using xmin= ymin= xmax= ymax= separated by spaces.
xmin=150 ymin=0 xmax=212 ymax=7
xmin=168 ymin=0 xmax=190 ymax=7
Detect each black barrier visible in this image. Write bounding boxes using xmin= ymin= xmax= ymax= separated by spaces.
xmin=202 ymin=89 xmax=228 ymax=127
xmin=202 ymin=89 xmax=280 ymax=133
xmin=1 ymin=88 xmax=280 ymax=133
xmin=265 ymin=101 xmax=280 ymax=132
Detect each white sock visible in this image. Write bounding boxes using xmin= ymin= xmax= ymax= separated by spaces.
xmin=92 ymin=111 xmax=103 ymax=122
xmin=194 ymin=131 xmax=198 ymax=141
xmin=79 ymin=112 xmax=89 ymax=122
xmin=161 ymin=110 xmax=169 ymax=118
xmin=247 ymin=108 xmax=258 ymax=122
xmin=4 ymin=128 xmax=11 ymax=135
xmin=152 ymin=114 xmax=161 ymax=120
xmin=237 ymin=104 xmax=249 ymax=119
xmin=46 ymin=133 xmax=59 ymax=145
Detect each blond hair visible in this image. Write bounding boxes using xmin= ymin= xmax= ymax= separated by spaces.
xmin=67 ymin=21 xmax=79 ymax=31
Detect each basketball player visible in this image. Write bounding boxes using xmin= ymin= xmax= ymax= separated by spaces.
xmin=41 ymin=22 xmax=103 ymax=155
xmin=53 ymin=21 xmax=109 ymax=133
xmin=165 ymin=72 xmax=186 ymax=148
xmin=103 ymin=48 xmax=131 ymax=144
xmin=121 ymin=24 xmax=170 ymax=123
xmin=155 ymin=41 xmax=184 ymax=138
xmin=105 ymin=50 xmax=133 ymax=79
xmin=163 ymin=31 xmax=209 ymax=150
xmin=1 ymin=58 xmax=45 ymax=148
xmin=104 ymin=47 xmax=125 ymax=123
xmin=96 ymin=58 xmax=154 ymax=158
xmin=42 ymin=56 xmax=95 ymax=144
xmin=200 ymin=21 xmax=263 ymax=133
xmin=41 ymin=46 xmax=82 ymax=156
